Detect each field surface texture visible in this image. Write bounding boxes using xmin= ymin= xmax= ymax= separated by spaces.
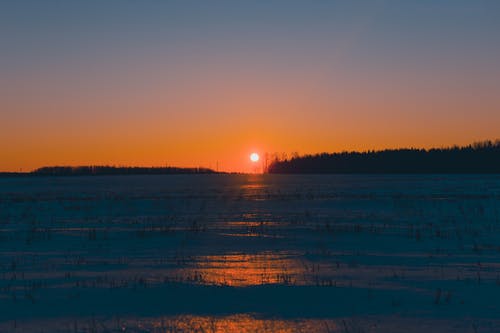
xmin=1 ymin=174 xmax=500 ymax=332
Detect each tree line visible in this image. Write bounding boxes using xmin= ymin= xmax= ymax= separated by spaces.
xmin=267 ymin=140 xmax=500 ymax=174
xmin=30 ymin=166 xmax=217 ymax=176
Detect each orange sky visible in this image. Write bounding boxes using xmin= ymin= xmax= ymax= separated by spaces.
xmin=1 ymin=1 xmax=499 ymax=172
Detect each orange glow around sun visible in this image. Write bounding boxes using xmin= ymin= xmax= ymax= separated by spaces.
xmin=1 ymin=2 xmax=500 ymax=173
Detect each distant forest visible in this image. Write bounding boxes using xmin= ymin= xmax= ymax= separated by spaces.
xmin=267 ymin=140 xmax=500 ymax=174
xmin=0 ymin=166 xmax=217 ymax=177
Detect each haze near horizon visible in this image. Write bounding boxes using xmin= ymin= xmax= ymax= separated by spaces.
xmin=1 ymin=1 xmax=500 ymax=172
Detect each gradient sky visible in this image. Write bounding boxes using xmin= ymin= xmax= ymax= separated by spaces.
xmin=1 ymin=1 xmax=500 ymax=172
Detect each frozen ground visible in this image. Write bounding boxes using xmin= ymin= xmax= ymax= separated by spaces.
xmin=1 ymin=174 xmax=500 ymax=332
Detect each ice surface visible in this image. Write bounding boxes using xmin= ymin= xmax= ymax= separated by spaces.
xmin=1 ymin=174 xmax=500 ymax=332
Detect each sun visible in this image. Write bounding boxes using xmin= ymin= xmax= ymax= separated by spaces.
xmin=250 ymin=153 xmax=260 ymax=162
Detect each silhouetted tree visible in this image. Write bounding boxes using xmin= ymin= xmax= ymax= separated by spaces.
xmin=267 ymin=140 xmax=500 ymax=174
xmin=31 ymin=166 xmax=218 ymax=176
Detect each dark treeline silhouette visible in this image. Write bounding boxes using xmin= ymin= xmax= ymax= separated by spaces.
xmin=0 ymin=166 xmax=218 ymax=177
xmin=267 ymin=140 xmax=500 ymax=174
xmin=34 ymin=166 xmax=218 ymax=176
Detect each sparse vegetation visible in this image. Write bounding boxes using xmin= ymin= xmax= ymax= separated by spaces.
xmin=1 ymin=174 xmax=500 ymax=332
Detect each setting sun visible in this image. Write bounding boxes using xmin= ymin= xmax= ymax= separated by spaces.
xmin=2 ymin=2 xmax=500 ymax=332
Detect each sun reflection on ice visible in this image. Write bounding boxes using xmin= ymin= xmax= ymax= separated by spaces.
xmin=177 ymin=252 xmax=301 ymax=286
xmin=150 ymin=314 xmax=338 ymax=333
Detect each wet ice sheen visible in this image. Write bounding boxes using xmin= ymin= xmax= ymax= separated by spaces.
xmin=1 ymin=174 xmax=500 ymax=332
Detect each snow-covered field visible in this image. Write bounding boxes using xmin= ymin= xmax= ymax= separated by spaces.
xmin=1 ymin=174 xmax=500 ymax=332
